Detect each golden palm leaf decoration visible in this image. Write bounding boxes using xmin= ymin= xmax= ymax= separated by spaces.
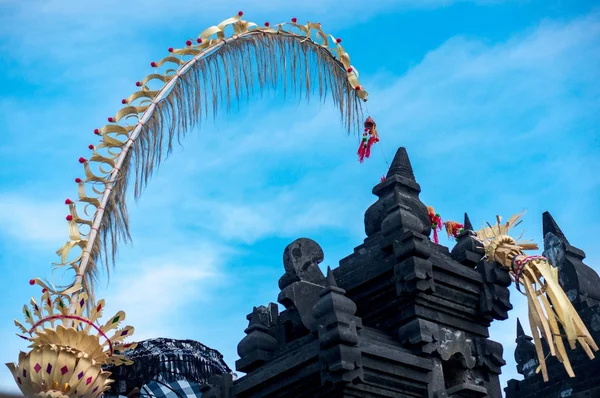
xmin=476 ymin=213 xmax=598 ymax=382
xmin=27 ymin=12 xmax=368 ymax=315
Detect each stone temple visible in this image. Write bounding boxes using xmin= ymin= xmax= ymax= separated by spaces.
xmin=193 ymin=146 xmax=600 ymax=398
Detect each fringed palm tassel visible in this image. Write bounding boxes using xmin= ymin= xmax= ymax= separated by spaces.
xmin=512 ymin=254 xmax=598 ymax=381
xmin=484 ymin=229 xmax=599 ymax=382
xmin=427 ymin=206 xmax=443 ymax=244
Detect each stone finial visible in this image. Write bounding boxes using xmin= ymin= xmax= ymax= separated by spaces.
xmin=542 ymin=211 xmax=569 ymax=243
xmin=516 ymin=318 xmax=526 ymax=339
xmin=542 ymin=212 xmax=600 ymax=303
xmin=451 ymin=212 xmax=484 ymax=268
xmin=464 ymin=212 xmax=474 ymax=231
xmin=313 ymin=267 xmax=363 ymax=385
xmin=236 ymin=305 xmax=279 ymax=373
xmin=514 ymin=317 xmax=538 ymax=377
xmin=386 ymin=147 xmax=416 ymax=180
xmin=364 ymin=147 xmax=430 ymax=238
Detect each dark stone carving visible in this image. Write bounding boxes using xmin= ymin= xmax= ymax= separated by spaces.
xmin=278 ymin=238 xmax=327 ymax=332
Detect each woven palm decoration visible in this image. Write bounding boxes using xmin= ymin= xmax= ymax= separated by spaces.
xmin=7 ymin=11 xmax=369 ymax=397
xmin=476 ymin=214 xmax=598 ymax=382
xmin=103 ymin=338 xmax=232 ymax=396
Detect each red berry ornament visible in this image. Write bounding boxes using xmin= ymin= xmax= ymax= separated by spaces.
xmin=94 ymin=128 xmax=100 ymax=135
xmin=151 ymin=61 xmax=157 ymax=67
xmin=108 ymin=117 xmax=114 ymax=122
xmin=88 ymin=144 xmax=94 ymax=150
xmin=29 ymin=279 xmax=35 ymax=286
xmin=186 ymin=40 xmax=192 ymax=46
xmin=264 ymin=22 xmax=270 ymax=27
xmin=168 ymin=47 xmax=174 ymax=52
xmin=66 ymin=215 xmax=73 ymax=221
xmin=355 ymin=86 xmax=361 ymax=91
xmin=65 ymin=198 xmax=72 ymax=205
xmin=347 ymin=67 xmax=353 ymax=73
xmin=135 ymin=81 xmax=141 ymax=87
xmin=78 ymin=157 xmax=86 ymax=163
xmin=75 ymin=178 xmax=82 ymax=183
xmin=291 ymin=17 xmax=297 ymax=23
xmin=238 ymin=11 xmax=243 ymax=16
xmin=121 ymin=99 xmax=127 ymax=104
xmin=196 ymin=38 xmax=202 ymax=43
xmin=336 ymin=38 xmax=342 ymax=43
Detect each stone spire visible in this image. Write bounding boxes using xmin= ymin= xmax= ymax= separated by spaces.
xmin=464 ymin=212 xmax=474 ymax=231
xmin=542 ymin=211 xmax=600 ymax=303
xmin=451 ymin=212 xmax=484 ymax=268
xmin=312 ymin=267 xmax=363 ymax=385
xmin=236 ymin=304 xmax=279 ymax=373
xmin=364 ymin=147 xmax=430 ymax=238
xmin=542 ymin=211 xmax=569 ymax=243
xmin=514 ymin=318 xmax=538 ymax=377
xmin=386 ymin=147 xmax=416 ymax=181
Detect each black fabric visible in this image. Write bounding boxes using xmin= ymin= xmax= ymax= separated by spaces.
xmin=103 ymin=338 xmax=231 ymax=395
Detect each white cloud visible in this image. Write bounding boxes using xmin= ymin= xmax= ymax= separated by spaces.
xmin=92 ymin=244 xmax=228 ymax=341
xmin=0 ymin=194 xmax=65 ymax=246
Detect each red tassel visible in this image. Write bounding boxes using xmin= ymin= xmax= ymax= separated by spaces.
xmin=427 ymin=206 xmax=443 ymax=244
xmin=365 ymin=135 xmax=377 ymax=159
xmin=357 ymin=132 xmax=368 ymax=163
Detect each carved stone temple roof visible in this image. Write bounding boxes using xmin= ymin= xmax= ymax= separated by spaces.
xmin=197 ymin=147 xmax=599 ymax=398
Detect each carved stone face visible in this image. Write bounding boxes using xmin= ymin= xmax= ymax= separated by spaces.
xmin=543 ymin=232 xmax=565 ymax=270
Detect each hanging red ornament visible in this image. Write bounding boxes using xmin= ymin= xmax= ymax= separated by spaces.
xmin=357 ymin=116 xmax=379 ymax=162
xmin=444 ymin=221 xmax=465 ymax=241
xmin=427 ymin=206 xmax=443 ymax=244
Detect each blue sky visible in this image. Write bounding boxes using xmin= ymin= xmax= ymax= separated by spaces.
xmin=0 ymin=0 xmax=599 ymax=395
